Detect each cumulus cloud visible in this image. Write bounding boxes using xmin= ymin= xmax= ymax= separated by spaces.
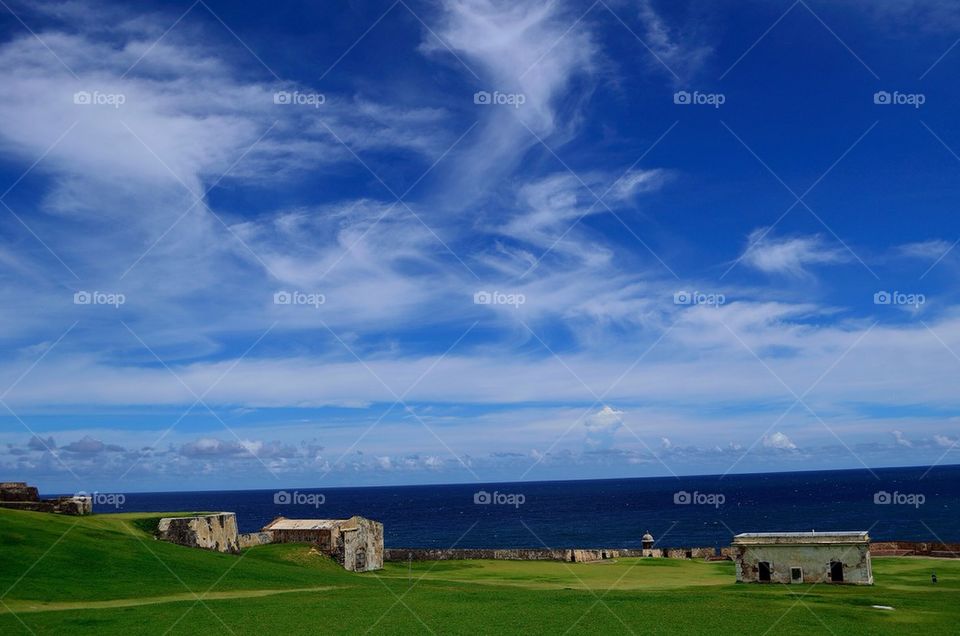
xmin=584 ymin=405 xmax=625 ymax=449
xmin=61 ymin=436 xmax=124 ymax=454
xmin=762 ymin=432 xmax=797 ymax=451
xmin=27 ymin=435 xmax=57 ymax=451
xmin=934 ymin=434 xmax=956 ymax=448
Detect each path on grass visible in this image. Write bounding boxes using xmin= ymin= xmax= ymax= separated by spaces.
xmin=0 ymin=586 xmax=338 ymax=614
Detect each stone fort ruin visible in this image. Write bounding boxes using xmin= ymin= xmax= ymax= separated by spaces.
xmin=154 ymin=512 xmax=383 ymax=572
xmin=263 ymin=516 xmax=384 ymax=572
xmin=0 ymin=482 xmax=91 ymax=515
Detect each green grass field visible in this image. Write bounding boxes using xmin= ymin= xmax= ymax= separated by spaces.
xmin=0 ymin=508 xmax=956 ymax=634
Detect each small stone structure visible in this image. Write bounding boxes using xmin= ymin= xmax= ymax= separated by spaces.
xmin=733 ymin=531 xmax=873 ymax=585
xmin=263 ymin=516 xmax=383 ymax=572
xmin=156 ymin=513 xmax=242 ymax=554
xmin=0 ymin=482 xmax=91 ymax=515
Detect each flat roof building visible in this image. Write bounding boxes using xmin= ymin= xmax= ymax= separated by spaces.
xmin=263 ymin=515 xmax=383 ymax=572
xmin=732 ymin=531 xmax=873 ymax=585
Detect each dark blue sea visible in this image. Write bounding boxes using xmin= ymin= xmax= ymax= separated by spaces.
xmin=80 ymin=465 xmax=959 ymax=549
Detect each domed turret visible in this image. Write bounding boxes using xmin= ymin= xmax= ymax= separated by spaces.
xmin=642 ymin=531 xmax=654 ymax=549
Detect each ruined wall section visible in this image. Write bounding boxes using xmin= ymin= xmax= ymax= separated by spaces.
xmin=156 ymin=513 xmax=241 ymax=554
xmin=238 ymin=531 xmax=274 ymax=549
xmin=339 ymin=516 xmax=384 ymax=572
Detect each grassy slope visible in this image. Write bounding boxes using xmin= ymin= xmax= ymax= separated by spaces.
xmin=0 ymin=508 xmax=957 ymax=635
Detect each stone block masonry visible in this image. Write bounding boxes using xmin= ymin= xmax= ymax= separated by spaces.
xmin=384 ymin=547 xmax=726 ymax=562
xmin=0 ymin=482 xmax=92 ymax=515
xmin=156 ymin=513 xmax=242 ymax=554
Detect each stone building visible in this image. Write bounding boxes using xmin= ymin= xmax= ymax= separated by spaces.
xmin=263 ymin=515 xmax=384 ymax=571
xmin=732 ymin=531 xmax=873 ymax=585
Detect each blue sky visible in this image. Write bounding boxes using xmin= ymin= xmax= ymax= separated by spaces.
xmin=1 ymin=0 xmax=960 ymax=492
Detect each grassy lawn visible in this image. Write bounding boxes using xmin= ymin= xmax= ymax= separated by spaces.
xmin=0 ymin=508 xmax=957 ymax=634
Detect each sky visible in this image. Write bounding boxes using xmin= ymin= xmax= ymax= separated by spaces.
xmin=1 ymin=0 xmax=959 ymax=493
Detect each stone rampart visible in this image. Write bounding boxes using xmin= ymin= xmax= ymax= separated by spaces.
xmin=156 ymin=513 xmax=241 ymax=553
xmin=384 ymin=547 xmax=725 ymax=562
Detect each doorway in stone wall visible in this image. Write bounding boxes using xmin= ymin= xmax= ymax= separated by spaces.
xmin=830 ymin=561 xmax=844 ymax=582
xmin=355 ymin=547 xmax=366 ymax=571
xmin=758 ymin=561 xmax=771 ymax=582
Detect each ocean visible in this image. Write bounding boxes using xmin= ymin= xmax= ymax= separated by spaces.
xmin=81 ymin=464 xmax=959 ymax=549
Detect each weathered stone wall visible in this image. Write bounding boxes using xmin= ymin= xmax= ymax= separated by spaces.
xmin=156 ymin=513 xmax=241 ymax=554
xmin=384 ymin=547 xmax=723 ymax=562
xmin=870 ymin=541 xmax=960 ymax=557
xmin=0 ymin=495 xmax=91 ymax=515
xmin=337 ymin=516 xmax=384 ymax=572
xmin=734 ymin=543 xmax=872 ymax=584
xmin=238 ymin=531 xmax=274 ymax=549
xmin=0 ymin=482 xmax=39 ymax=502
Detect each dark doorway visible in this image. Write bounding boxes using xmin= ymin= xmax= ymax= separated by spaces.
xmin=830 ymin=561 xmax=844 ymax=582
xmin=758 ymin=561 xmax=771 ymax=582
xmin=790 ymin=567 xmax=802 ymax=583
xmin=355 ymin=548 xmax=366 ymax=571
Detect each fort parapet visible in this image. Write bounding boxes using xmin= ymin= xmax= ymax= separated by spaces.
xmin=385 ymin=547 xmax=734 ymax=563
xmin=0 ymin=482 xmax=91 ymax=515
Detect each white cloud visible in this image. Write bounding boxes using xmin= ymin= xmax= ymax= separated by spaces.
xmin=762 ymin=432 xmax=797 ymax=450
xmin=741 ymin=229 xmax=849 ymax=276
xmin=424 ymin=0 xmax=598 ymax=199
xmin=584 ymin=405 xmax=625 ymax=448
xmin=634 ymin=0 xmax=713 ymax=80
xmin=934 ymin=434 xmax=956 ymax=448
xmin=892 ymin=430 xmax=913 ymax=448
xmin=897 ymin=239 xmax=954 ymax=261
